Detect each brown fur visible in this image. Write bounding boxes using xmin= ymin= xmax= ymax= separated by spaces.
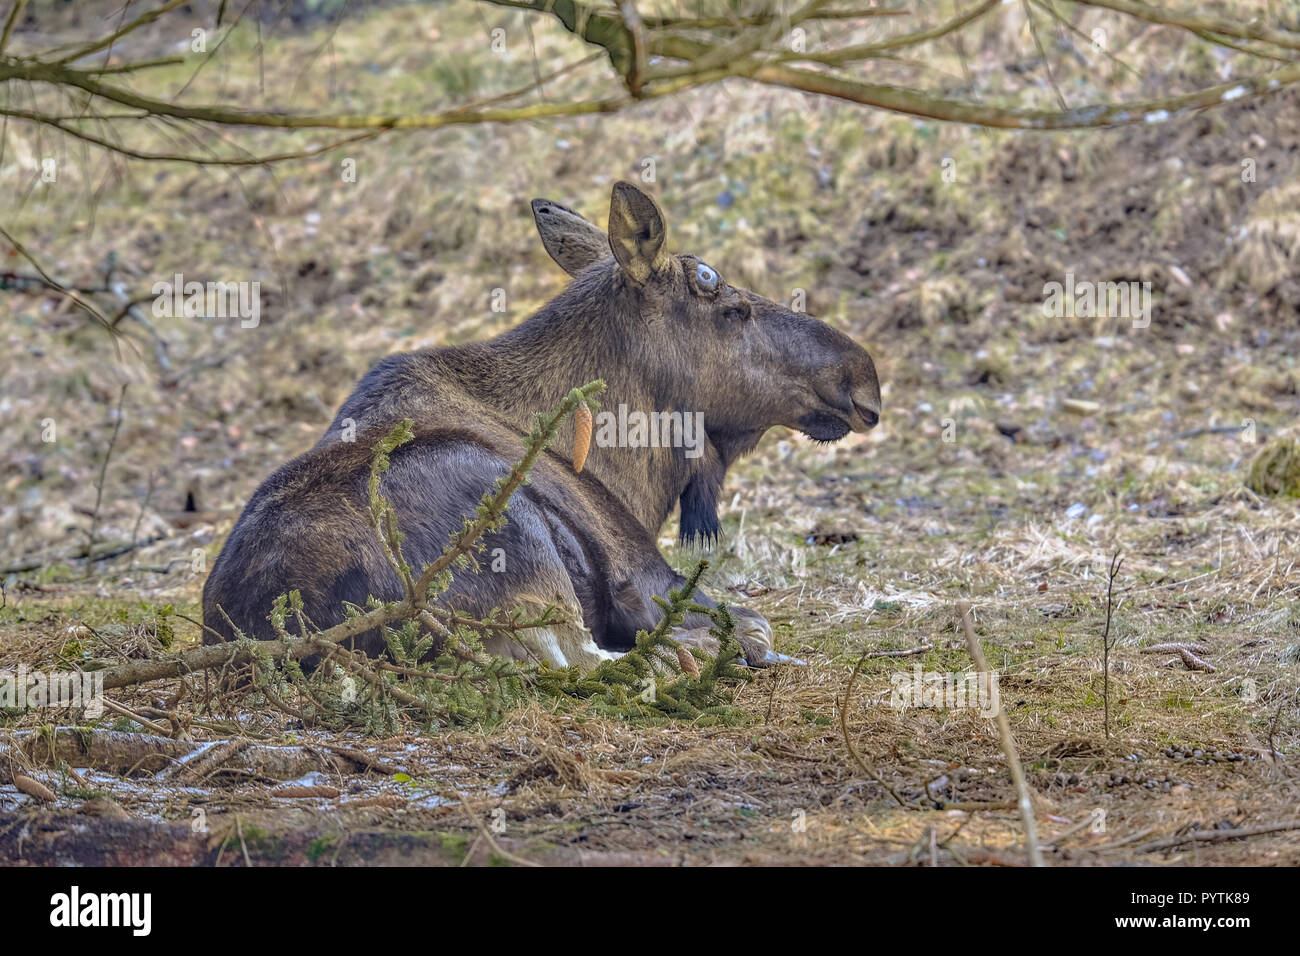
xmin=202 ymin=182 xmax=880 ymax=665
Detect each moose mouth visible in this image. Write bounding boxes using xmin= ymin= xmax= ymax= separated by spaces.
xmin=797 ymin=411 xmax=854 ymax=442
xmin=798 ymin=396 xmax=880 ymax=442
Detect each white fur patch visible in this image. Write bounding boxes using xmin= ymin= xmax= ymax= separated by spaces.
xmin=480 ymin=591 xmax=621 ymax=671
xmin=486 ymin=625 xmax=620 ymax=670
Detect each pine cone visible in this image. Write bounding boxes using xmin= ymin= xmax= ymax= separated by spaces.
xmin=14 ymin=774 xmax=56 ymax=802
xmin=573 ymin=401 xmax=592 ymax=473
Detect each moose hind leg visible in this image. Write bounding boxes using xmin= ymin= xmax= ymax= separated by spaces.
xmin=484 ymin=592 xmax=622 ymax=670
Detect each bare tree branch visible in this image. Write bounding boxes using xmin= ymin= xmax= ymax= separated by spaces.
xmin=0 ymin=0 xmax=26 ymax=56
xmin=0 ymin=0 xmax=1294 ymax=167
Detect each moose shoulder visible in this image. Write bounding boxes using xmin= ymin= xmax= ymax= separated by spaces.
xmin=202 ymin=182 xmax=880 ymax=668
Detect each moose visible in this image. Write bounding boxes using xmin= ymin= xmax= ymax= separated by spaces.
xmin=202 ymin=181 xmax=880 ymax=669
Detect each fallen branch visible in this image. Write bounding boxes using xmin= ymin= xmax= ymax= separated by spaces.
xmin=90 ymin=379 xmax=629 ymax=723
xmin=862 ymin=643 xmax=933 ymax=659
xmin=272 ymin=785 xmax=341 ymax=799
xmin=0 ymin=534 xmax=167 ymax=575
xmin=0 ymin=728 xmax=405 ymax=781
xmin=164 ymin=737 xmax=253 ymax=783
xmin=98 ymin=635 xmax=327 ymax=690
xmin=319 ymin=745 xmax=402 ymax=776
xmin=1132 ymin=819 xmax=1300 ymax=854
xmin=98 ymin=388 xmax=605 ymax=697
xmin=1166 ymin=425 xmax=1274 ymax=442
xmin=1090 ymin=827 xmax=1158 ymax=852
xmin=101 ymin=697 xmax=170 ymax=736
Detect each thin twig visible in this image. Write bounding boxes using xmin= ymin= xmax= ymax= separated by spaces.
xmin=85 ymin=384 xmax=128 ymax=579
xmin=862 ymin=643 xmax=933 ymax=659
xmin=958 ymin=600 xmax=1043 ymax=867
xmin=101 ymin=697 xmax=172 ymax=736
xmin=839 ymin=646 xmax=909 ymax=807
xmin=0 ymin=0 xmax=26 ymax=56
xmin=1102 ymin=553 xmax=1123 ymax=740
xmin=0 ymin=224 xmax=116 ymax=333
xmin=1022 ymin=0 xmax=1068 ymax=110
xmin=126 ymin=469 xmax=157 ymax=571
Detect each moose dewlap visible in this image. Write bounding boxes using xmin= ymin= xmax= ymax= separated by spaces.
xmin=202 ymin=181 xmax=880 ymax=670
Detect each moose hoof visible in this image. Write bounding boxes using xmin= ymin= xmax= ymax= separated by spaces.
xmin=731 ymin=608 xmax=772 ymax=647
xmin=673 ymin=615 xmax=791 ymax=670
xmin=731 ymin=609 xmax=774 ymax=667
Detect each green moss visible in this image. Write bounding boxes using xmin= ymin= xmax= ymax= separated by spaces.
xmin=439 ymin=831 xmax=472 ymax=860
xmin=238 ymin=825 xmax=284 ymax=859
xmin=1246 ymin=438 xmax=1300 ymax=498
xmin=62 ymin=787 xmax=110 ymax=801
xmin=306 ymin=834 xmax=338 ymax=862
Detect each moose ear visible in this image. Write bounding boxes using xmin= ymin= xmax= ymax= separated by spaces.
xmin=607 ymin=181 xmax=670 ymax=284
xmin=530 ymin=198 xmax=610 ymax=277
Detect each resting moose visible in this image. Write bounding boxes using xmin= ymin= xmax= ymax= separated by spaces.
xmin=202 ymin=182 xmax=880 ymax=668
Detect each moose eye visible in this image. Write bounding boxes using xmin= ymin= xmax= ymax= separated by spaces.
xmin=695 ymin=262 xmax=719 ymax=291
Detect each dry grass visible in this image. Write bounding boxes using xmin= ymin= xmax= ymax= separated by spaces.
xmin=2 ymin=1 xmax=1299 ymax=865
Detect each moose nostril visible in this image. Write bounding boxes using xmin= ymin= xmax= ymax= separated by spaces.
xmin=850 ymin=390 xmax=881 ymax=430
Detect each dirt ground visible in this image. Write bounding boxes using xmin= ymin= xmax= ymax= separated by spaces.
xmin=2 ymin=2 xmax=1299 ymax=865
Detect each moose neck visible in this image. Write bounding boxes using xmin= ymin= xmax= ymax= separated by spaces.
xmin=467 ymin=269 xmax=709 ymax=536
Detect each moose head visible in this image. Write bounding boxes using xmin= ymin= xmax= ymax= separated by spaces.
xmin=528 ymin=181 xmax=881 ymax=542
